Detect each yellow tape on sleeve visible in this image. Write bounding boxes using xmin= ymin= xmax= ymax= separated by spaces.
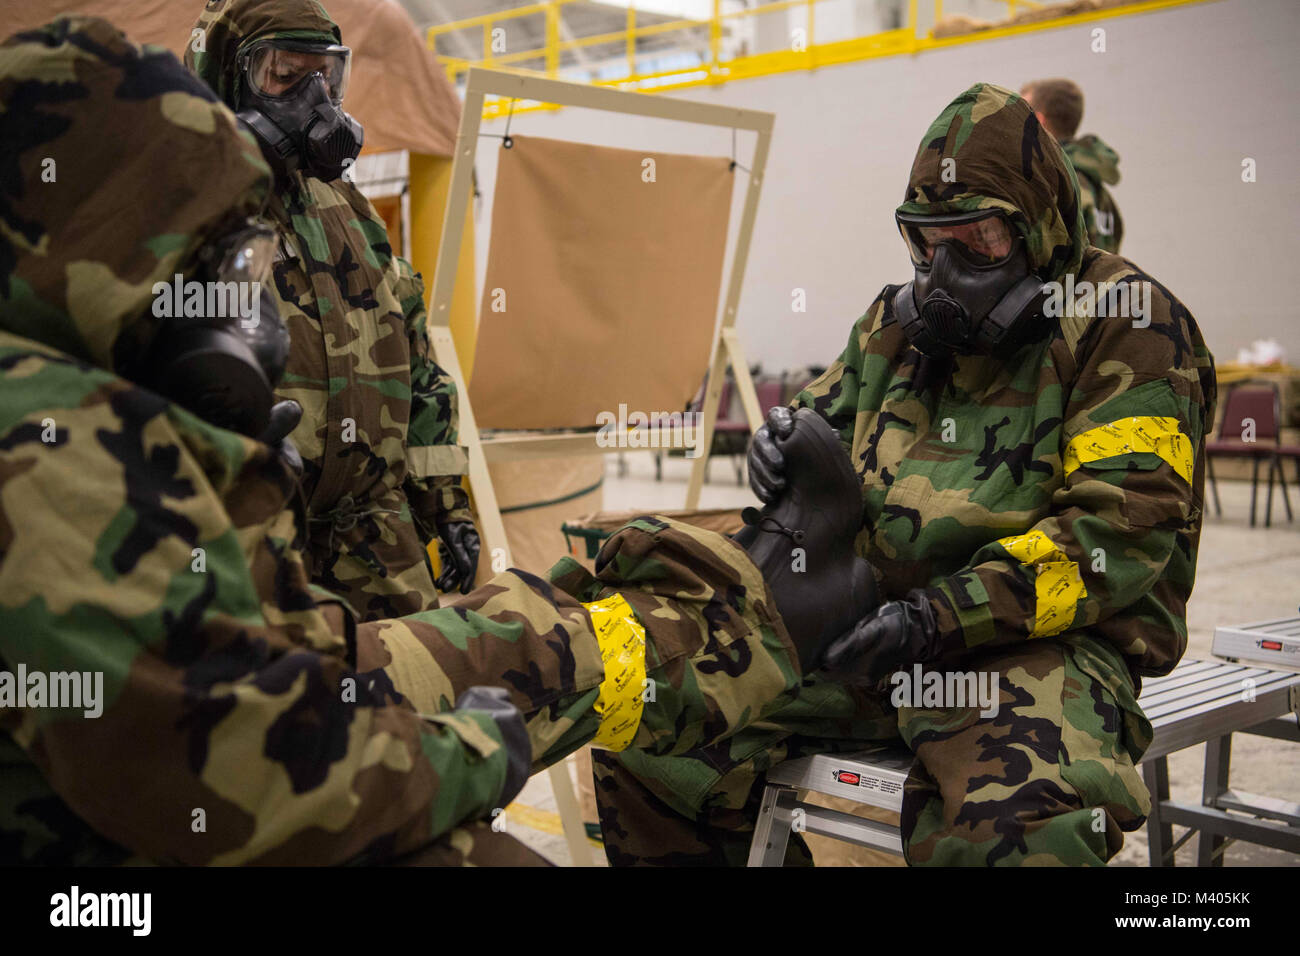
xmin=996 ymin=529 xmax=1087 ymax=638
xmin=581 ymin=593 xmax=647 ymax=752
xmin=1063 ymin=416 xmax=1193 ymax=484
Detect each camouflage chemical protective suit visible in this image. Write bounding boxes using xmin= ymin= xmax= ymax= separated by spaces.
xmin=594 ymin=84 xmax=1216 ymax=867
xmin=0 ymin=18 xmax=806 ymax=866
xmin=186 ymin=0 xmax=473 ymax=621
xmin=1064 ymin=133 xmax=1124 ymax=254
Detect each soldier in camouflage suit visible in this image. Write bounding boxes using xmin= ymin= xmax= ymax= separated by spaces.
xmin=185 ymin=0 xmax=479 ymax=620
xmin=0 ymin=18 xmax=807 ymax=865
xmin=1022 ymin=78 xmax=1124 ymax=253
xmin=594 ymin=84 xmax=1215 ymax=866
xmin=1064 ymin=134 xmax=1124 ymax=254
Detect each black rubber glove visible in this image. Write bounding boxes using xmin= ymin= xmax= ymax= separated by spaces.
xmin=821 ymin=590 xmax=942 ymax=686
xmin=454 ymin=686 xmax=531 ymax=811
xmin=436 ymin=519 xmax=481 ymax=595
xmin=748 ymin=404 xmax=795 ymax=503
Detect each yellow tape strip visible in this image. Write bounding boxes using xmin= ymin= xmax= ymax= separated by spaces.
xmin=1063 ymin=416 xmax=1193 ymax=484
xmin=996 ymin=529 xmax=1086 ymax=638
xmin=581 ymin=593 xmax=647 ymax=752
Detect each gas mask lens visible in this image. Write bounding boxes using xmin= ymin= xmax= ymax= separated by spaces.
xmin=215 ymin=224 xmax=277 ymax=286
xmin=243 ymin=40 xmax=351 ymax=102
xmin=898 ymin=211 xmax=1016 ymax=268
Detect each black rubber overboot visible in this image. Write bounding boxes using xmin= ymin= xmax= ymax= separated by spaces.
xmin=739 ymin=409 xmax=878 ymax=673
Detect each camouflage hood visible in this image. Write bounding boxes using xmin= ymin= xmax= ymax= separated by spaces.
xmin=1064 ymin=133 xmax=1121 ymax=187
xmin=0 ymin=16 xmax=270 ymax=372
xmin=185 ymin=0 xmax=342 ymax=110
xmin=897 ymin=83 xmax=1086 ymax=283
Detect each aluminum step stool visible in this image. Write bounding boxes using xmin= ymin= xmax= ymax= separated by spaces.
xmin=747 ymin=656 xmax=1300 ymax=866
xmin=1212 ymin=616 xmax=1300 ymax=672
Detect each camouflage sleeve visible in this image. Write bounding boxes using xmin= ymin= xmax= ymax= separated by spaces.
xmin=792 ymin=296 xmax=891 ymax=451
xmin=925 ymin=276 xmax=1213 ymax=666
xmin=356 ymin=516 xmax=803 ymax=771
xmin=395 ymin=256 xmax=474 ymax=530
xmin=0 ymin=375 xmax=511 ymax=865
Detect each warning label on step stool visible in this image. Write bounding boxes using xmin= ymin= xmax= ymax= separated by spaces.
xmin=834 ymin=769 xmax=902 ymax=796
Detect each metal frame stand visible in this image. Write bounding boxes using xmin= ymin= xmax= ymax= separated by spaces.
xmin=426 ymin=67 xmax=775 ymax=865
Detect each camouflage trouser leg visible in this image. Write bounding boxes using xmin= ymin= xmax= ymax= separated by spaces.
xmin=596 ymin=634 xmax=1151 ymax=866
xmin=356 ymin=515 xmax=804 ymax=784
xmin=900 ymin=635 xmax=1151 ymax=865
xmin=595 ymin=678 xmax=897 ymax=866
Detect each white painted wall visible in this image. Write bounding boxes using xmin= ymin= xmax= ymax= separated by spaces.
xmin=470 ymin=0 xmax=1300 ymax=373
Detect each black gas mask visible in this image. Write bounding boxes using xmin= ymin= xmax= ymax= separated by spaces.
xmin=892 ymin=210 xmax=1050 ymax=359
xmin=124 ymin=220 xmax=294 ymax=440
xmin=234 ymin=39 xmax=363 ymax=183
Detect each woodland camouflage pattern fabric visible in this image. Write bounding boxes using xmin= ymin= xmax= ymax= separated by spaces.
xmin=186 ymin=0 xmax=471 ymax=622
xmin=362 ymin=518 xmax=802 ymax=782
xmin=1064 ymin=134 xmax=1124 ymax=253
xmin=0 ymin=18 xmax=803 ymax=865
xmin=598 ymin=634 xmax=1155 ymax=866
xmin=596 ymin=84 xmax=1216 ymax=866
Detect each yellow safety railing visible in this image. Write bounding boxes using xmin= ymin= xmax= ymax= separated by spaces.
xmin=426 ymin=0 xmax=1216 ymax=118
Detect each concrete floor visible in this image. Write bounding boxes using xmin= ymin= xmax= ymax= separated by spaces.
xmin=506 ymin=451 xmax=1300 ymax=867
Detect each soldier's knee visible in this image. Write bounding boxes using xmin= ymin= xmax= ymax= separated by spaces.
xmin=903 ymin=786 xmax=1132 ymax=866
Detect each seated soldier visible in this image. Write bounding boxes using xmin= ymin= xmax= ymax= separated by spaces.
xmin=596 ymin=83 xmax=1214 ymax=867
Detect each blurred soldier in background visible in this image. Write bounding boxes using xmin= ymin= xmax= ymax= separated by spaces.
xmin=1022 ymin=77 xmax=1125 ymax=253
xmin=186 ymin=0 xmax=480 ymax=619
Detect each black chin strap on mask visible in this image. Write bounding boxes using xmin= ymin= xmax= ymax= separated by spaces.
xmin=237 ymin=73 xmax=363 ymax=183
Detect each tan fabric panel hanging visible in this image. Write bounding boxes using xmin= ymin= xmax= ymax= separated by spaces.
xmin=460 ymin=456 xmax=606 ymax=590
xmin=470 ymin=135 xmax=734 ymax=429
xmin=11 ymin=0 xmax=459 ymax=157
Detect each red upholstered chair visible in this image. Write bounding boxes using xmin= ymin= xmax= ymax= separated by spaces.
xmin=655 ymin=377 xmax=750 ymax=484
xmin=708 ymin=377 xmax=796 ymax=486
xmin=711 ymin=380 xmax=751 ymax=435
xmin=657 ymin=374 xmax=806 ymax=486
xmin=1205 ymin=383 xmax=1292 ymax=527
xmin=755 ymin=380 xmax=786 ymax=417
xmin=707 ymin=380 xmax=750 ymax=485
xmin=1276 ymin=439 xmax=1300 ymax=513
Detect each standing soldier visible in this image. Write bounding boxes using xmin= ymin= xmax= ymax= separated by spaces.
xmin=185 ymin=0 xmax=480 ymax=619
xmin=1022 ymin=78 xmax=1125 ymax=253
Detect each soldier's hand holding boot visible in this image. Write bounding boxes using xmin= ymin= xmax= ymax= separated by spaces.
xmin=821 ymin=590 xmax=943 ymax=686
xmin=748 ymin=405 xmax=796 ymax=503
xmin=436 ymin=519 xmax=481 ymax=595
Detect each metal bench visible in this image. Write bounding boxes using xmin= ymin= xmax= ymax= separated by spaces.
xmin=747 ymin=656 xmax=1300 ymax=866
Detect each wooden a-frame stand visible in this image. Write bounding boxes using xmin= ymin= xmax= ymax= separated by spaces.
xmin=426 ymin=67 xmax=773 ymax=865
